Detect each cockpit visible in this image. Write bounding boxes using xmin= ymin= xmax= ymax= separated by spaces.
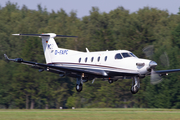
xmin=115 ymin=52 xmax=137 ymax=59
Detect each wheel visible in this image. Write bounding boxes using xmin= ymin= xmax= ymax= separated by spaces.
xmin=131 ymin=86 xmax=139 ymax=94
xmin=108 ymin=79 xmax=113 ymax=84
xmin=76 ymin=83 xmax=82 ymax=92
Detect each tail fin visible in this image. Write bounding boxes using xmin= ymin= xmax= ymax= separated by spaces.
xmin=12 ymin=33 xmax=77 ymax=64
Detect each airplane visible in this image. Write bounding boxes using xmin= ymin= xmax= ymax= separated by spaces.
xmin=4 ymin=33 xmax=180 ymax=94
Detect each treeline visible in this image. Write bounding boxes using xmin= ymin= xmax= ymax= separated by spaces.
xmin=0 ymin=1 xmax=180 ymax=109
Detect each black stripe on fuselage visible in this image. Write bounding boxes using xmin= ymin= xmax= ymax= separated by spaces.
xmin=48 ymin=62 xmax=138 ymax=77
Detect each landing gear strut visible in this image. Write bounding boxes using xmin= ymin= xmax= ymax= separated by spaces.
xmin=131 ymin=77 xmax=140 ymax=94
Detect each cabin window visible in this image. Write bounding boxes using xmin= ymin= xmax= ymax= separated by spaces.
xmin=85 ymin=57 xmax=88 ymax=62
xmin=91 ymin=57 xmax=94 ymax=62
xmin=79 ymin=58 xmax=81 ymax=63
xmin=105 ymin=56 xmax=107 ymax=61
xmin=97 ymin=56 xmax=100 ymax=62
xmin=115 ymin=53 xmax=122 ymax=59
xmin=122 ymin=53 xmax=131 ymax=58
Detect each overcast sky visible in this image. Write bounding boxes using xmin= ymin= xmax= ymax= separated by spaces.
xmin=1 ymin=0 xmax=180 ymax=18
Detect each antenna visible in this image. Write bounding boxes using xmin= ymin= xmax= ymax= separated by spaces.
xmin=86 ymin=48 xmax=89 ymax=53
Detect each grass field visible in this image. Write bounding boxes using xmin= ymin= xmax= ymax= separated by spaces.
xmin=0 ymin=108 xmax=180 ymax=120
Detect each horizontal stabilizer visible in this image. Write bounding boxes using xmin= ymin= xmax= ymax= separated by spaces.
xmin=56 ymin=35 xmax=78 ymax=38
xmin=12 ymin=34 xmax=49 ymax=37
xmin=12 ymin=33 xmax=78 ymax=38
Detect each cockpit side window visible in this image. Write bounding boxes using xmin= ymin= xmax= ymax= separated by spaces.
xmin=122 ymin=53 xmax=131 ymax=58
xmin=115 ymin=53 xmax=123 ymax=59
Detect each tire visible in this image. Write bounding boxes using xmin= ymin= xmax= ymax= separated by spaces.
xmin=76 ymin=83 xmax=82 ymax=92
xmin=108 ymin=79 xmax=113 ymax=84
xmin=131 ymin=86 xmax=139 ymax=94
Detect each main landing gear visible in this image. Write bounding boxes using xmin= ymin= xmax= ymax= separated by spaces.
xmin=131 ymin=77 xmax=140 ymax=94
xmin=76 ymin=76 xmax=83 ymax=92
xmin=76 ymin=83 xmax=83 ymax=92
xmin=75 ymin=75 xmax=141 ymax=94
xmin=108 ymin=79 xmax=113 ymax=84
xmin=75 ymin=75 xmax=92 ymax=92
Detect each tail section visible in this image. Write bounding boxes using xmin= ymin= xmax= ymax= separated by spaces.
xmin=41 ymin=33 xmax=58 ymax=63
xmin=12 ymin=33 xmax=78 ymax=64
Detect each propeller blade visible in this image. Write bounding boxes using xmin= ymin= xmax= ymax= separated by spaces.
xmin=150 ymin=69 xmax=163 ymax=85
xmin=159 ymin=52 xmax=169 ymax=67
xmin=143 ymin=45 xmax=154 ymax=59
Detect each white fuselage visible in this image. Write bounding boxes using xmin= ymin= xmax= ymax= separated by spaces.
xmin=49 ymin=49 xmax=151 ymax=77
xmin=39 ymin=33 xmax=151 ymax=77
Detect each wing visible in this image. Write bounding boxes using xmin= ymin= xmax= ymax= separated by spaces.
xmin=155 ymin=69 xmax=180 ymax=75
xmin=4 ymin=54 xmax=107 ymax=77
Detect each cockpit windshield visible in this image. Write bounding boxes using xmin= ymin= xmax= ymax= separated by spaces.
xmin=121 ymin=53 xmax=131 ymax=58
xmin=121 ymin=52 xmax=138 ymax=58
xmin=130 ymin=53 xmax=138 ymax=58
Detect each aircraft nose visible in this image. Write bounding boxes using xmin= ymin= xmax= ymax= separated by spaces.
xmin=149 ymin=61 xmax=157 ymax=68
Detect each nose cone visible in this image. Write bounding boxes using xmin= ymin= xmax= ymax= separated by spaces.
xmin=149 ymin=61 xmax=157 ymax=68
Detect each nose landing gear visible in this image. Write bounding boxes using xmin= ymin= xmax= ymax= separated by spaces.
xmin=131 ymin=77 xmax=140 ymax=94
xmin=131 ymin=85 xmax=139 ymax=94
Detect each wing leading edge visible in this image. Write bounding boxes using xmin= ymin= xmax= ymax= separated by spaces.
xmin=155 ymin=69 xmax=180 ymax=75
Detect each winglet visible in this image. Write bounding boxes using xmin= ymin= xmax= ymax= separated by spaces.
xmin=4 ymin=54 xmax=23 ymax=63
xmin=4 ymin=54 xmax=9 ymax=61
xmin=4 ymin=54 xmax=10 ymax=63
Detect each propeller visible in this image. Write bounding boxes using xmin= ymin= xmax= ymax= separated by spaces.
xmin=142 ymin=45 xmax=154 ymax=59
xmin=143 ymin=45 xmax=169 ymax=85
xmin=159 ymin=52 xmax=169 ymax=67
xmin=150 ymin=69 xmax=163 ymax=85
xmin=149 ymin=61 xmax=163 ymax=85
xmin=143 ymin=45 xmax=169 ymax=67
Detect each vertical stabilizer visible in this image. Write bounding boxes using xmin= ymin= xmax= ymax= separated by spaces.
xmin=41 ymin=33 xmax=58 ymax=64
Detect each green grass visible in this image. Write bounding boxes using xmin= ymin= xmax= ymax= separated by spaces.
xmin=0 ymin=108 xmax=180 ymax=120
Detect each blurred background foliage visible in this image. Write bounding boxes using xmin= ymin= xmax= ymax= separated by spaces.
xmin=1 ymin=1 xmax=180 ymax=109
